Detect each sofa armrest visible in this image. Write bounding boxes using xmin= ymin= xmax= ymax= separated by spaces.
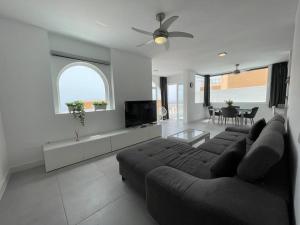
xmin=225 ymin=126 xmax=250 ymax=134
xmin=146 ymin=166 xmax=289 ymax=225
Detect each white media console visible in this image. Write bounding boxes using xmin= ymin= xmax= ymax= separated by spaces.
xmin=43 ymin=124 xmax=162 ymax=172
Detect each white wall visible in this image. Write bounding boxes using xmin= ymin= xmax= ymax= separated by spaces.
xmin=165 ymin=71 xmax=207 ymax=122
xmin=0 ymin=18 xmax=152 ymax=170
xmin=0 ymin=111 xmax=8 ymax=198
xmin=287 ymin=1 xmax=300 ymax=224
xmin=183 ymin=71 xmax=207 ymax=122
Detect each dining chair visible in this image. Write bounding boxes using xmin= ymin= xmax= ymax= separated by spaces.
xmin=208 ymin=106 xmax=222 ymax=123
xmin=221 ymin=107 xmax=239 ymax=125
xmin=244 ymin=107 xmax=259 ymax=125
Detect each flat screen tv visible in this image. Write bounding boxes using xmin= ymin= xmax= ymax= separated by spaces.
xmin=125 ymin=100 xmax=157 ymax=128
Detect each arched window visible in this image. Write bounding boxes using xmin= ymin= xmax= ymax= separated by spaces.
xmin=58 ymin=62 xmax=109 ymax=112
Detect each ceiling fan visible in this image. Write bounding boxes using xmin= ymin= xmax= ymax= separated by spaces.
xmin=132 ymin=12 xmax=194 ymax=49
xmin=216 ymin=64 xmax=265 ymax=76
xmin=233 ymin=64 xmax=241 ymax=74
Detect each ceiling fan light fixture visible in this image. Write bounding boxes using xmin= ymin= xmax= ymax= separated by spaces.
xmin=218 ymin=52 xmax=227 ymax=57
xmin=154 ymin=36 xmax=168 ymax=45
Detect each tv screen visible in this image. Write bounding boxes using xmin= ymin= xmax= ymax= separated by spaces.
xmin=125 ymin=101 xmax=157 ymax=128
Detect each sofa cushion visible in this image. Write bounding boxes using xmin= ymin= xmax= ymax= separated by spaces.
xmin=225 ymin=126 xmax=250 ymax=134
xmin=211 ymin=138 xmax=246 ymax=177
xmin=214 ymin=131 xmax=247 ymax=142
xmin=117 ymin=138 xmax=220 ymax=182
xmin=237 ymin=131 xmax=284 ymax=182
xmin=197 ymin=138 xmax=233 ymax=155
xmin=248 ymin=118 xmax=266 ymax=141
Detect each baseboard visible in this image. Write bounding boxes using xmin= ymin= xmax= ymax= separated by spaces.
xmin=0 ymin=171 xmax=10 ymax=200
xmin=9 ymin=160 xmax=44 ymax=174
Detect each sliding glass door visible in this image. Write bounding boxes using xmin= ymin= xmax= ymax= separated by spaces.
xmin=168 ymin=84 xmax=184 ymax=120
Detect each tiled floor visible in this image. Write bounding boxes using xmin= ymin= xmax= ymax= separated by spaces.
xmin=0 ymin=119 xmax=233 ymax=225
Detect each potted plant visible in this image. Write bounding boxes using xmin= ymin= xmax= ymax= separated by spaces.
xmin=65 ymin=101 xmax=86 ymax=126
xmin=93 ymin=101 xmax=108 ymax=111
xmin=225 ymin=99 xmax=234 ymax=107
xmin=66 ymin=102 xmax=76 ymax=113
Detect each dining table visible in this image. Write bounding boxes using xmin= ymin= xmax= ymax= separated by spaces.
xmin=212 ymin=107 xmax=252 ymax=125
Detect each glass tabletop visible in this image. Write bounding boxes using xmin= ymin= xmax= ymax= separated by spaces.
xmin=170 ymin=129 xmax=206 ymax=140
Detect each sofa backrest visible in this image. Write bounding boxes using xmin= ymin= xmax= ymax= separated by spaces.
xmin=237 ymin=131 xmax=284 ymax=182
xmin=237 ymin=115 xmax=286 ymax=182
xmin=267 ymin=114 xmax=285 ymax=124
xmin=261 ymin=120 xmax=286 ymax=136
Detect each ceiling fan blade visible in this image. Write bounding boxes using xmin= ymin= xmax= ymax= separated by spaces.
xmin=164 ymin=41 xmax=170 ymax=51
xmin=161 ymin=16 xmax=179 ymax=30
xmin=169 ymin=31 xmax=194 ymax=38
xmin=132 ymin=27 xmax=153 ymax=36
xmin=136 ymin=39 xmax=154 ymax=47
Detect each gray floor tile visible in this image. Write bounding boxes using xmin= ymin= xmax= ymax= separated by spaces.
xmin=5 ymin=166 xmax=51 ymax=191
xmin=57 ymin=162 xmax=105 ymax=191
xmin=0 ymin=176 xmax=67 ymax=225
xmin=78 ymin=194 xmax=158 ymax=225
xmin=60 ymin=174 xmax=130 ymax=225
xmin=94 ymin=155 xmax=119 ymax=177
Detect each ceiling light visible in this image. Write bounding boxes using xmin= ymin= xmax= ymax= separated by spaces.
xmin=154 ymin=36 xmax=168 ymax=45
xmin=218 ymin=52 xmax=227 ymax=57
xmin=96 ymin=21 xmax=108 ymax=27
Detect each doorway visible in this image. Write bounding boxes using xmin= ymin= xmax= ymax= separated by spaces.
xmin=168 ymin=83 xmax=184 ymax=120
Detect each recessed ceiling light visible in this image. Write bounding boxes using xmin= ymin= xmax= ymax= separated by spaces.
xmin=96 ymin=21 xmax=108 ymax=27
xmin=218 ymin=52 xmax=228 ymax=57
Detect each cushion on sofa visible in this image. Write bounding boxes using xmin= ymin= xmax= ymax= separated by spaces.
xmin=211 ymin=138 xmax=246 ymax=178
xmin=225 ymin=126 xmax=250 ymax=134
xmin=248 ymin=118 xmax=266 ymax=141
xmin=237 ymin=131 xmax=284 ymax=182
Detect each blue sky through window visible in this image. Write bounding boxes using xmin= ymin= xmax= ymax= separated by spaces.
xmin=59 ymin=65 xmax=106 ymax=112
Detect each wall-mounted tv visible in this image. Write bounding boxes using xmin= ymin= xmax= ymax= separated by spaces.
xmin=125 ymin=101 xmax=157 ymax=128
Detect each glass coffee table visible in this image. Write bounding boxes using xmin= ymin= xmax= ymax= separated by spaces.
xmin=167 ymin=129 xmax=210 ymax=146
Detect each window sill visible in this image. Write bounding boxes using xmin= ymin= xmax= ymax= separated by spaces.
xmin=55 ymin=108 xmax=116 ymax=115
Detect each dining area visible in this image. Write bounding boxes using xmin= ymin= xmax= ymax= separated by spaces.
xmin=208 ymin=100 xmax=259 ymax=126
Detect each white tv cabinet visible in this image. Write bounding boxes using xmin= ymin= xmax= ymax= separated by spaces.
xmin=43 ymin=124 xmax=162 ymax=172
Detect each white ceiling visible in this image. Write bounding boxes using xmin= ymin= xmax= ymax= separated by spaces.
xmin=0 ymin=0 xmax=298 ymax=76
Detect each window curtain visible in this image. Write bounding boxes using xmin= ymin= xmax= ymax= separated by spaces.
xmin=203 ymin=75 xmax=210 ymax=107
xmin=269 ymin=62 xmax=288 ymax=107
xmin=160 ymin=77 xmax=169 ymax=119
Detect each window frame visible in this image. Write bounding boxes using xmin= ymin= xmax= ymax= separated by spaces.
xmin=53 ymin=61 xmax=112 ymax=113
xmin=209 ymin=68 xmax=269 ymax=103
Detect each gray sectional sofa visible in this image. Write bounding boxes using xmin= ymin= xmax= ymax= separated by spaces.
xmin=116 ymin=115 xmax=291 ymax=225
